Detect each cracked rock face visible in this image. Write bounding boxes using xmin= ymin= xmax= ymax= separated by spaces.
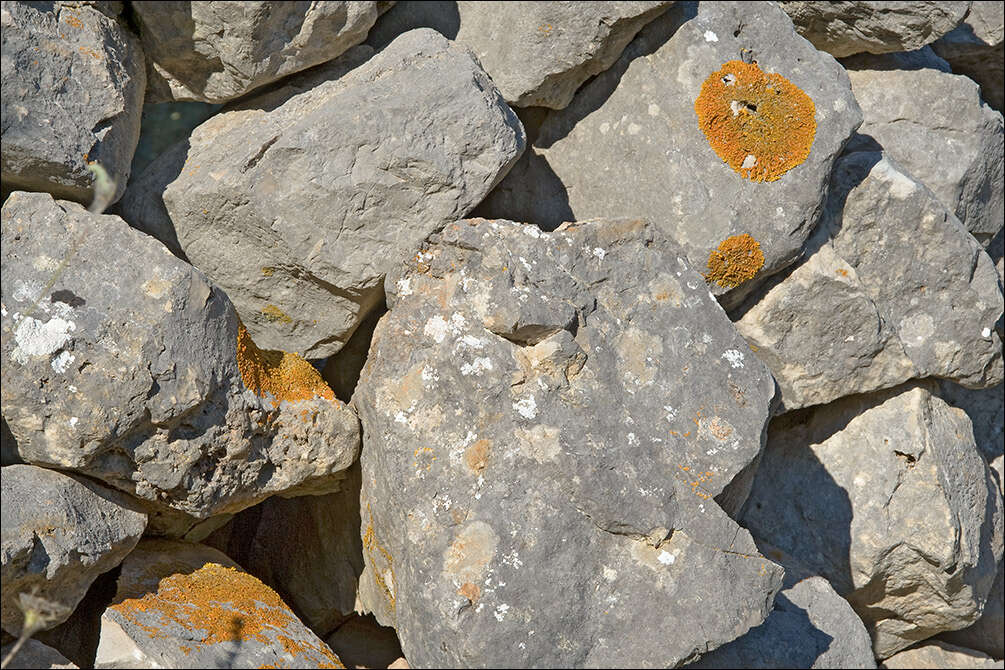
xmin=354 ymin=218 xmax=781 ymax=668
xmin=0 ymin=192 xmax=360 ymax=524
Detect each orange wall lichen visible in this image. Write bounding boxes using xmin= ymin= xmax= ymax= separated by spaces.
xmin=695 ymin=60 xmax=816 ymax=182
xmin=236 ymin=323 xmax=335 ymax=404
xmin=704 ymin=234 xmax=765 ymax=288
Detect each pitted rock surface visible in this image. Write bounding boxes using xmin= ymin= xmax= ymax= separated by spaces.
xmin=354 ymin=218 xmax=781 ymax=668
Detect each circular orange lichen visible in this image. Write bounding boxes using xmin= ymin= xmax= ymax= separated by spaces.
xmin=236 ymin=323 xmax=335 ymax=404
xmin=704 ymin=233 xmax=765 ymax=288
xmin=695 ymin=60 xmax=816 ymax=182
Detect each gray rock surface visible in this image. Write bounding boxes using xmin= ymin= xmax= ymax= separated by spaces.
xmin=133 ymin=1 xmax=381 ymax=103
xmin=0 ymin=1 xmax=144 ymax=205
xmin=938 ymin=562 xmax=1004 ymax=660
xmin=936 ymin=382 xmax=1005 ymax=464
xmin=735 ymin=152 xmax=1004 ymax=410
xmin=1 ymin=192 xmax=360 ymax=523
xmin=741 ymin=383 xmax=1005 ymax=658
xmin=151 ymin=29 xmax=523 ymax=357
xmin=882 ymin=640 xmax=1004 ymax=669
xmin=454 ymin=1 xmax=672 ymax=109
xmin=0 ymin=639 xmax=77 ymax=669
xmin=355 ymin=218 xmax=782 ymax=667
xmin=778 ymin=1 xmax=970 ymax=57
xmin=95 ymin=539 xmax=344 ymax=668
xmin=932 ymin=1 xmax=1005 ymax=112
xmin=0 ymin=465 xmax=146 ymax=636
xmin=476 ymin=1 xmax=862 ymax=307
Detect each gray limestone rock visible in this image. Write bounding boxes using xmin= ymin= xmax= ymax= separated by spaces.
xmin=938 ymin=561 xmax=1005 ymax=660
xmin=0 ymin=639 xmax=77 ymax=669
xmin=778 ymin=1 xmax=970 ymax=57
xmin=476 ymin=1 xmax=862 ymax=307
xmin=741 ymin=384 xmax=1005 ymax=659
xmin=132 ymin=1 xmax=381 ymax=103
xmin=454 ymin=1 xmax=672 ymax=109
xmin=936 ymin=382 xmax=1004 ymax=464
xmin=0 ymin=1 xmax=144 ymax=206
xmin=154 ymin=29 xmax=524 ymax=357
xmin=933 ymin=1 xmax=1005 ymax=112
xmin=355 ymin=217 xmax=782 ymax=667
xmin=0 ymin=191 xmax=360 ymax=522
xmin=882 ymin=640 xmax=1004 ymax=669
xmin=0 ymin=465 xmax=146 ymax=636
xmin=735 ymin=152 xmax=1004 ymax=410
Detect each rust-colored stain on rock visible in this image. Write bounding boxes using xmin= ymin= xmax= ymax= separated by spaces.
xmin=704 ymin=233 xmax=765 ymax=288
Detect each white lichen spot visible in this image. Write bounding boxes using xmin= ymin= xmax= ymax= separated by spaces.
xmin=663 ymin=405 xmax=678 ymax=422
xmin=51 ymin=350 xmax=74 ymax=373
xmin=982 ymin=327 xmax=992 ymax=338
xmin=593 ymin=247 xmax=606 ymax=260
xmin=722 ymin=349 xmax=745 ymax=368
xmin=68 ymin=417 xmax=78 ymax=428
xmin=627 ymin=122 xmax=641 ymax=135
xmin=11 ymin=280 xmax=43 ymax=304
xmin=394 ymin=411 xmax=409 ymax=424
xmin=599 ymin=121 xmax=611 ymax=134
xmin=704 ymin=30 xmax=718 ymax=42
xmin=647 ymin=103 xmax=661 ymax=116
xmin=68 ymin=385 xmax=77 ymax=393
xmin=657 ymin=550 xmax=676 ymax=565
xmin=396 ymin=277 xmax=413 ymax=297
xmin=457 ymin=334 xmax=485 ymax=350
xmin=421 ymin=366 xmax=439 ymax=383
xmin=775 ymin=206 xmax=784 ymax=217
xmin=461 ymin=357 xmax=494 ymax=376
xmin=741 ymin=154 xmax=757 ymax=169
xmin=12 ymin=317 xmax=76 ymax=364
xmin=602 ymin=566 xmax=618 ymax=581
xmin=513 ymin=395 xmax=538 ymax=420
xmin=522 ymin=226 xmax=541 ymax=238
xmin=627 ymin=433 xmax=639 ymax=446
xmin=494 ymin=603 xmax=510 ymax=621
xmin=424 ymin=315 xmax=449 ymax=343
xmin=853 ymin=474 xmax=866 ymax=487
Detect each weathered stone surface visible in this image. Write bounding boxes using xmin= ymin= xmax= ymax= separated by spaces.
xmin=325 ymin=614 xmax=404 ymax=669
xmin=133 ymin=1 xmax=381 ymax=103
xmin=1 ymin=417 xmax=18 ymax=466
xmin=454 ymin=1 xmax=672 ymax=109
xmin=685 ymin=576 xmax=877 ymax=669
xmin=778 ymin=1 xmax=970 ymax=57
xmin=882 ymin=640 xmax=1004 ymax=669
xmin=937 ymin=382 xmax=1005 ymax=464
xmin=843 ymin=56 xmax=1004 ymax=246
xmin=1 ymin=465 xmax=146 ymax=636
xmin=0 ymin=639 xmax=77 ymax=669
xmin=150 ymin=29 xmax=524 ymax=357
xmin=476 ymin=2 xmax=862 ymax=307
xmin=741 ymin=384 xmax=1005 ymax=658
xmin=1 ymin=192 xmax=360 ymax=522
xmin=355 ymin=218 xmax=782 ymax=667
xmin=95 ymin=540 xmax=344 ymax=668
xmin=933 ymin=1 xmax=1005 ymax=112
xmin=939 ymin=562 xmax=1004 ymax=660
xmin=735 ymin=152 xmax=1004 ymax=410
xmin=0 ymin=1 xmax=144 ymax=205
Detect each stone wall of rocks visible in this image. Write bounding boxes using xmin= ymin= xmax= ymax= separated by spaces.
xmin=2 ymin=2 xmax=1002 ymax=669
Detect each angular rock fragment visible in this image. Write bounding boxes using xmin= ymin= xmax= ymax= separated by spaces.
xmin=132 ymin=1 xmax=382 ymax=103
xmin=454 ymin=1 xmax=672 ymax=109
xmin=741 ymin=384 xmax=1005 ymax=658
xmin=0 ymin=1 xmax=144 ymax=205
xmin=476 ymin=2 xmax=861 ymax=307
xmin=152 ymin=29 xmax=523 ymax=357
xmin=355 ymin=218 xmax=782 ymax=667
xmin=0 ymin=465 xmax=146 ymax=636
xmin=778 ymin=1 xmax=970 ymax=57
xmin=882 ymin=640 xmax=1003 ymax=669
xmin=735 ymin=152 xmax=1004 ymax=410
xmin=932 ymin=1 xmax=1005 ymax=112
xmin=1 ymin=192 xmax=360 ymax=523
xmin=95 ymin=540 xmax=344 ymax=668
xmin=0 ymin=639 xmax=77 ymax=670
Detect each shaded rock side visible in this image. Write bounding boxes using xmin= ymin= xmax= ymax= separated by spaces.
xmin=1 ymin=192 xmax=360 ymax=522
xmin=741 ymin=383 xmax=1005 ymax=658
xmin=882 ymin=640 xmax=1004 ymax=669
xmin=325 ymin=614 xmax=404 ymax=670
xmin=936 ymin=381 xmax=1005 ymax=465
xmin=1 ymin=465 xmax=146 ymax=636
xmin=0 ymin=1 xmax=144 ymax=206
xmin=155 ymin=28 xmax=524 ymax=357
xmin=454 ymin=1 xmax=672 ymax=109
xmin=133 ymin=1 xmax=381 ymax=104
xmin=476 ymin=1 xmax=862 ymax=308
xmin=355 ymin=218 xmax=782 ymax=667
xmin=95 ymin=539 xmax=344 ymax=668
xmin=933 ymin=1 xmax=1005 ymax=112
xmin=0 ymin=639 xmax=77 ymax=669
xmin=735 ymin=152 xmax=1004 ymax=410
xmin=778 ymin=1 xmax=970 ymax=57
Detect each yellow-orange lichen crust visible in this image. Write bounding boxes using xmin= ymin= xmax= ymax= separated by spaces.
xmin=695 ymin=60 xmax=816 ymax=182
xmin=704 ymin=234 xmax=765 ymax=288
xmin=236 ymin=323 xmax=335 ymax=405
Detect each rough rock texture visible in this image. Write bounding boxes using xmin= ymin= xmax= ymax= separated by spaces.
xmin=355 ymin=218 xmax=782 ymax=667
xmin=932 ymin=1 xmax=1005 ymax=112
xmin=882 ymin=640 xmax=1004 ymax=669
xmin=0 ymin=192 xmax=360 ymax=522
xmin=325 ymin=615 xmax=404 ymax=669
xmin=0 ymin=465 xmax=146 ymax=636
xmin=454 ymin=1 xmax=672 ymax=109
xmin=735 ymin=152 xmax=1004 ymax=410
xmin=937 ymin=381 xmax=1005 ymax=464
xmin=685 ymin=576 xmax=877 ymax=669
xmin=0 ymin=639 xmax=78 ymax=669
xmin=132 ymin=1 xmax=382 ymax=103
xmin=150 ymin=29 xmax=524 ymax=357
xmin=475 ymin=2 xmax=862 ymax=307
xmin=741 ymin=384 xmax=1005 ymax=658
xmin=0 ymin=1 xmax=144 ymax=205
xmin=778 ymin=1 xmax=970 ymax=57
xmin=843 ymin=56 xmax=1004 ymax=246
xmin=95 ymin=540 xmax=344 ymax=668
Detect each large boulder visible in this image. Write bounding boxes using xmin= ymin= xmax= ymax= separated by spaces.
xmin=355 ymin=218 xmax=782 ymax=667
xmin=1 ymin=465 xmax=146 ymax=636
xmin=132 ymin=1 xmax=382 ymax=103
xmin=475 ymin=1 xmax=862 ymax=307
xmin=454 ymin=1 xmax=673 ymax=109
xmin=741 ymin=384 xmax=1005 ymax=658
xmin=932 ymin=1 xmax=1005 ymax=112
xmin=735 ymin=152 xmax=1003 ymax=410
xmin=0 ymin=192 xmax=360 ymax=526
xmin=0 ymin=1 xmax=144 ymax=205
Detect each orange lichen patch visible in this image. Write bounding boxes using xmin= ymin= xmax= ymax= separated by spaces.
xmin=704 ymin=233 xmax=765 ymax=288
xmin=464 ymin=439 xmax=490 ymax=474
xmin=236 ymin=323 xmax=334 ymax=404
xmin=275 ymin=634 xmax=344 ymax=668
xmin=363 ymin=504 xmax=397 ymax=614
xmin=695 ymin=60 xmax=816 ymax=182
xmin=261 ymin=304 xmax=292 ymax=324
xmin=458 ymin=582 xmax=481 ymax=603
xmin=675 ymin=464 xmax=715 ymax=500
xmin=261 ymin=266 xmax=275 ymax=277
